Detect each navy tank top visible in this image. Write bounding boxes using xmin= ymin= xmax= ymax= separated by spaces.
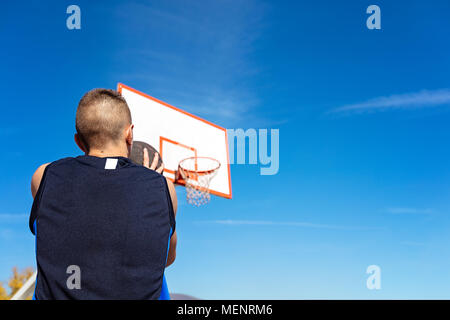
xmin=29 ymin=156 xmax=175 ymax=300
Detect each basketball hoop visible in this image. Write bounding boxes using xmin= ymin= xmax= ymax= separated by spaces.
xmin=178 ymin=157 xmax=221 ymax=206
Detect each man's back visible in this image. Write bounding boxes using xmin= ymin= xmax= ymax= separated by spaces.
xmin=30 ymin=155 xmax=175 ymax=300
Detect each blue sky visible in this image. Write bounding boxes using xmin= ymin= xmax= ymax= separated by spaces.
xmin=1 ymin=0 xmax=450 ymax=298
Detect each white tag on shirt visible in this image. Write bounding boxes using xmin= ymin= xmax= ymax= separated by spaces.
xmin=104 ymin=158 xmax=118 ymax=170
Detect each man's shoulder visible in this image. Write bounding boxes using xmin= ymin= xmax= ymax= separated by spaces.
xmin=31 ymin=158 xmax=74 ymax=196
xmin=35 ymin=157 xmax=75 ymax=173
xmin=47 ymin=157 xmax=76 ymax=168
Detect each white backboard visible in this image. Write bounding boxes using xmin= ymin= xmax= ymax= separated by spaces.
xmin=118 ymin=83 xmax=232 ymax=199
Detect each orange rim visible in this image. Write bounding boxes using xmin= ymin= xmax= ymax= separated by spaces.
xmin=178 ymin=157 xmax=221 ymax=177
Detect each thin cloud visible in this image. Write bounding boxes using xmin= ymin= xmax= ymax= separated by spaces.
xmin=401 ymin=241 xmax=426 ymax=247
xmin=0 ymin=229 xmax=15 ymax=240
xmin=0 ymin=213 xmax=28 ymax=222
xmin=330 ymin=89 xmax=450 ymax=114
xmin=387 ymin=208 xmax=433 ymax=215
xmin=198 ymin=220 xmax=383 ymax=231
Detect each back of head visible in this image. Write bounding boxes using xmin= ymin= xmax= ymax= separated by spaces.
xmin=76 ymin=89 xmax=132 ymax=151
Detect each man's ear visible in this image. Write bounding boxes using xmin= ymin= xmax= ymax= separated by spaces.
xmin=125 ymin=124 xmax=134 ymax=146
xmin=74 ymin=133 xmax=87 ymax=153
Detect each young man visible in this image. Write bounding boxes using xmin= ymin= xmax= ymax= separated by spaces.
xmin=29 ymin=89 xmax=177 ymax=299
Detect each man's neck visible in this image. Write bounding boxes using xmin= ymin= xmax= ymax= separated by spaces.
xmin=88 ymin=147 xmax=128 ymax=158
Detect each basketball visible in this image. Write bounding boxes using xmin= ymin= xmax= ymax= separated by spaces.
xmin=129 ymin=141 xmax=163 ymax=168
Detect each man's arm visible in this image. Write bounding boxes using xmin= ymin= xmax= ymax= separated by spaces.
xmin=31 ymin=163 xmax=50 ymax=199
xmin=165 ymin=178 xmax=177 ymax=267
xmin=142 ymin=148 xmax=178 ymax=267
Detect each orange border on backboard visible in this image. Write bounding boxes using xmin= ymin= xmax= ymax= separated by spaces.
xmin=160 ymin=136 xmax=197 ymax=176
xmin=117 ymin=83 xmax=232 ymax=199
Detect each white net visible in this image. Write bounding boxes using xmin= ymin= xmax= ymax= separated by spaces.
xmin=178 ymin=157 xmax=220 ymax=206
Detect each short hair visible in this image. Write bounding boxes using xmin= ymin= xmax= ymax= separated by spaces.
xmin=76 ymin=89 xmax=132 ymax=151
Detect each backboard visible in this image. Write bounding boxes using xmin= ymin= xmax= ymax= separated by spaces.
xmin=118 ymin=83 xmax=232 ymax=199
